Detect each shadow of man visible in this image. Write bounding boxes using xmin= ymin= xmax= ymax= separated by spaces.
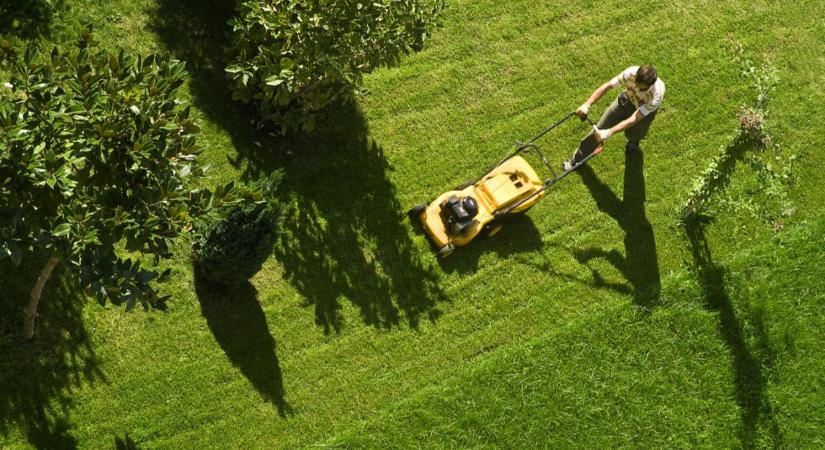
xmin=194 ymin=273 xmax=290 ymax=417
xmin=573 ymin=150 xmax=661 ymax=310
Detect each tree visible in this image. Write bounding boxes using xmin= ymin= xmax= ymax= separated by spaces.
xmin=0 ymin=27 xmax=256 ymax=339
xmin=225 ymin=0 xmax=445 ymax=134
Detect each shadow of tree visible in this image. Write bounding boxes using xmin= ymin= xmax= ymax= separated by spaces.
xmin=266 ymin=100 xmax=448 ymax=333
xmin=152 ymin=0 xmax=445 ymax=345
xmin=0 ymin=0 xmax=65 ymax=39
xmin=0 ymin=259 xmax=102 ymax=449
xmin=683 ymin=216 xmax=783 ymax=448
xmin=436 ymin=214 xmax=545 ymax=274
xmin=114 ymin=433 xmax=141 ymax=450
xmin=149 ymin=0 xmax=274 ymax=170
xmin=194 ymin=271 xmax=290 ymax=416
xmin=572 ymin=150 xmax=661 ymax=310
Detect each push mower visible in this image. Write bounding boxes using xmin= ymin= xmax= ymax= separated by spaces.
xmin=408 ymin=110 xmax=603 ymax=258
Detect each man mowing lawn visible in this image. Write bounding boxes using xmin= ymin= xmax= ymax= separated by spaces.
xmin=565 ymin=64 xmax=665 ymax=170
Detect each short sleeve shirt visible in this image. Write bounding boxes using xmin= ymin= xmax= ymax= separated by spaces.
xmin=609 ymin=66 xmax=665 ymax=116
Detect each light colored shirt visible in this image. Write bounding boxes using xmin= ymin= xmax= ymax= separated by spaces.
xmin=609 ymin=66 xmax=665 ymax=116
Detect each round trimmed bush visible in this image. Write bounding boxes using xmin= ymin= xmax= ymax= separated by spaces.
xmin=192 ymin=173 xmax=283 ymax=287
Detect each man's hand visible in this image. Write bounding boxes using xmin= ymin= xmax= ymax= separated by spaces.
xmin=592 ymin=125 xmax=612 ymax=143
xmin=575 ymin=103 xmax=590 ymax=118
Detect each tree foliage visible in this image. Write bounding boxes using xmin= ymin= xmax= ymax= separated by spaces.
xmin=225 ymin=0 xmax=445 ymax=134
xmin=0 ymin=27 xmax=254 ymax=320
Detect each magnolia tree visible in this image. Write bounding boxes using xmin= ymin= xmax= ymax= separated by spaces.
xmin=225 ymin=0 xmax=445 ymax=133
xmin=0 ymin=28 xmax=258 ymax=339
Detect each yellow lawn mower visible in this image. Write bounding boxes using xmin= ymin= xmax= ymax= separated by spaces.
xmin=408 ymin=111 xmax=603 ymax=258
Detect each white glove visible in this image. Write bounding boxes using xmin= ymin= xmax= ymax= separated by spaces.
xmin=593 ymin=125 xmax=612 ymax=142
xmin=576 ymin=103 xmax=590 ymax=117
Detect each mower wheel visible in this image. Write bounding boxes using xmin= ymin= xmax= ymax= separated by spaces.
xmin=483 ymin=219 xmax=505 ymax=237
xmin=436 ymin=243 xmax=456 ymax=258
xmin=407 ymin=203 xmax=427 ymax=220
xmin=486 ymin=224 xmax=504 ymax=237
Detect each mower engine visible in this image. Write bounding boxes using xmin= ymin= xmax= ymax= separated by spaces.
xmin=439 ymin=195 xmax=478 ymax=235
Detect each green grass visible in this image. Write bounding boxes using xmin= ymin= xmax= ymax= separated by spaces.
xmin=2 ymin=0 xmax=825 ymax=448
xmin=328 ymin=216 xmax=825 ymax=448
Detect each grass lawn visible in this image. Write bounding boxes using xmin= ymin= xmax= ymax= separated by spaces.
xmin=1 ymin=0 xmax=824 ymax=448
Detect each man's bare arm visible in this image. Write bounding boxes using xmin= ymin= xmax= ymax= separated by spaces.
xmin=586 ymin=81 xmax=615 ymax=107
xmin=576 ymin=81 xmax=615 ymax=117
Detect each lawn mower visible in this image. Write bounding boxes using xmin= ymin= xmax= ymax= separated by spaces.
xmin=408 ymin=111 xmax=603 ymax=258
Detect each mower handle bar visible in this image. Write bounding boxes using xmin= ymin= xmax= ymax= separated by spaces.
xmin=468 ymin=111 xmax=595 ymax=189
xmin=495 ymin=145 xmax=600 ymax=216
xmin=492 ymin=112 xmax=600 ymax=216
xmin=519 ymin=111 xmax=596 ymax=149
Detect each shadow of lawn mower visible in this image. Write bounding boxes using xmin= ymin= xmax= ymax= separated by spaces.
xmin=408 ymin=110 xmax=602 ymax=258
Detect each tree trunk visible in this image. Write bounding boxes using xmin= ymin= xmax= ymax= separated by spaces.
xmin=22 ymin=255 xmax=60 ymax=340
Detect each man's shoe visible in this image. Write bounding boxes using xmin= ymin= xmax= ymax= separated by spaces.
xmin=563 ymin=159 xmax=574 ymax=171
xmin=625 ymin=141 xmax=641 ymax=153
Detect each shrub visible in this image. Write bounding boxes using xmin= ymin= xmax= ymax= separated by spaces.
xmin=225 ymin=0 xmax=445 ymax=134
xmin=192 ymin=172 xmax=283 ymax=288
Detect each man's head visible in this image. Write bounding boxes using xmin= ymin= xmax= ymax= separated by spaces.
xmin=635 ymin=64 xmax=658 ymax=90
xmin=636 ymin=64 xmax=659 ymax=91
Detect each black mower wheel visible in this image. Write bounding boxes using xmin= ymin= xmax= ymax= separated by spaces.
xmin=436 ymin=243 xmax=456 ymax=258
xmin=407 ymin=203 xmax=427 ymax=220
xmin=483 ymin=218 xmax=505 ymax=237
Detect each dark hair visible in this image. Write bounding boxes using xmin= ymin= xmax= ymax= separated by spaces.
xmin=636 ymin=65 xmax=658 ymax=86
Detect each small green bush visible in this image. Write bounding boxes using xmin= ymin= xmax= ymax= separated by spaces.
xmin=225 ymin=0 xmax=444 ymax=134
xmin=192 ymin=173 xmax=283 ymax=288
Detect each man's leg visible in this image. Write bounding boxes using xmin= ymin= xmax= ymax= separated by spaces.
xmin=571 ymin=94 xmax=635 ymax=165
xmin=624 ymin=109 xmax=658 ymax=152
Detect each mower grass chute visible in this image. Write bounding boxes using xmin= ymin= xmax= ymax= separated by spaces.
xmin=408 ymin=111 xmax=602 ymax=258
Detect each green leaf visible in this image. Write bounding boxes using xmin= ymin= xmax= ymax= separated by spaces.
xmin=265 ymin=75 xmax=284 ymax=87
xmin=280 ymin=58 xmax=294 ymax=72
xmin=53 ymin=223 xmax=72 ymax=237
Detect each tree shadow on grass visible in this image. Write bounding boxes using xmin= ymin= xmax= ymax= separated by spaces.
xmin=150 ymin=1 xmax=447 ymax=332
xmin=114 ymin=433 xmax=141 ymax=450
xmin=266 ymin=100 xmax=448 ymax=334
xmin=149 ymin=0 xmax=274 ymax=169
xmin=572 ymin=150 xmax=661 ymax=311
xmin=683 ymin=216 xmax=783 ymax=448
xmin=194 ymin=271 xmax=290 ymax=416
xmin=0 ymin=0 xmax=65 ymax=39
xmin=0 ymin=259 xmax=102 ymax=449
xmin=677 ymin=123 xmax=784 ymax=448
